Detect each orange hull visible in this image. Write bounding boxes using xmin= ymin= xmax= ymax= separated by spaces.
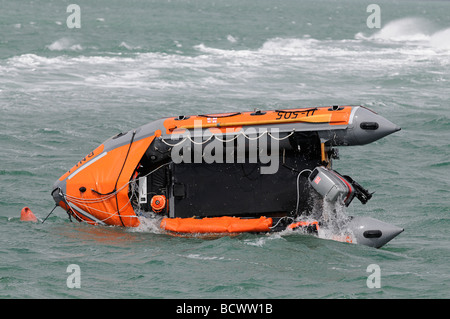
xmin=160 ymin=216 xmax=273 ymax=233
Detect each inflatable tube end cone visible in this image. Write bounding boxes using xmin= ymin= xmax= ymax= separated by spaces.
xmin=20 ymin=207 xmax=38 ymax=222
xmin=348 ymin=216 xmax=403 ymax=248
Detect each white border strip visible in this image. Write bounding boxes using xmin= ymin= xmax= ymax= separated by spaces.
xmin=348 ymin=106 xmax=359 ymax=125
xmin=68 ymin=152 xmax=108 ymax=180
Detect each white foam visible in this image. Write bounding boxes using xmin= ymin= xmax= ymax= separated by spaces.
xmin=195 ymin=38 xmax=321 ymax=58
xmin=72 ymin=55 xmax=135 ymax=64
xmin=119 ymin=42 xmax=133 ymax=50
xmin=356 ymin=17 xmax=450 ymax=52
xmin=4 ymin=24 xmax=448 ymax=91
xmin=7 ymin=54 xmax=66 ymax=68
xmin=46 ymin=38 xmax=83 ymax=51
xmin=259 ymin=37 xmax=320 ymax=56
xmin=371 ymin=17 xmax=433 ymax=42
xmin=243 ymin=233 xmax=283 ymax=247
xmin=227 ymin=34 xmax=237 ymax=43
xmin=131 ymin=216 xmax=164 ymax=233
xmin=119 ymin=42 xmax=141 ymax=50
xmin=185 ymin=254 xmax=225 ymax=261
xmin=430 ymin=28 xmax=450 ymax=50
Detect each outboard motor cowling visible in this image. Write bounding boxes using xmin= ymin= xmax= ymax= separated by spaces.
xmin=308 ymin=166 xmax=371 ymax=207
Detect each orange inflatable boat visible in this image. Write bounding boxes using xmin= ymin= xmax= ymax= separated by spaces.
xmin=51 ymin=105 xmax=403 ymax=247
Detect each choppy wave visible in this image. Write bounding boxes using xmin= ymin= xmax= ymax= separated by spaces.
xmin=2 ymin=20 xmax=449 ymax=93
xmin=356 ymin=17 xmax=450 ymax=51
xmin=196 ymin=32 xmax=449 ymax=65
xmin=119 ymin=42 xmax=141 ymax=50
xmin=46 ymin=38 xmax=83 ymax=52
xmin=195 ymin=37 xmax=330 ymax=58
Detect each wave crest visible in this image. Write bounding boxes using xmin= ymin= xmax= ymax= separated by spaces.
xmin=356 ymin=17 xmax=450 ymax=51
xmin=46 ymin=38 xmax=83 ymax=51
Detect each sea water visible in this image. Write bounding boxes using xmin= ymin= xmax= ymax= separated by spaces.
xmin=1 ymin=0 xmax=449 ymax=299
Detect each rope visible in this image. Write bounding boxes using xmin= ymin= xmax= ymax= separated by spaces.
xmin=295 ymin=169 xmax=312 ymax=215
xmin=160 ymin=129 xmax=295 ymax=147
xmin=197 ymin=112 xmax=241 ymax=118
xmin=59 ymin=129 xmax=297 ymax=222
xmin=41 ymin=204 xmax=58 ymax=224
xmin=66 ymin=193 xmax=135 ymax=224
xmin=60 ymin=163 xmax=171 ymax=220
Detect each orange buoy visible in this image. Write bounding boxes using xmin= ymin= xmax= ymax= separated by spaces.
xmin=20 ymin=207 xmax=38 ymax=222
xmin=150 ymin=195 xmax=166 ymax=213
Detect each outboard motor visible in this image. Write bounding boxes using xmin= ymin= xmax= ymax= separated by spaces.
xmin=308 ymin=166 xmax=372 ymax=207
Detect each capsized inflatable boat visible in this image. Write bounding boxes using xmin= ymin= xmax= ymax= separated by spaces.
xmin=51 ymin=105 xmax=403 ymax=248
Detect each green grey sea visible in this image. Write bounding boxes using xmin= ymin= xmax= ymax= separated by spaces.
xmin=1 ymin=0 xmax=449 ymax=299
